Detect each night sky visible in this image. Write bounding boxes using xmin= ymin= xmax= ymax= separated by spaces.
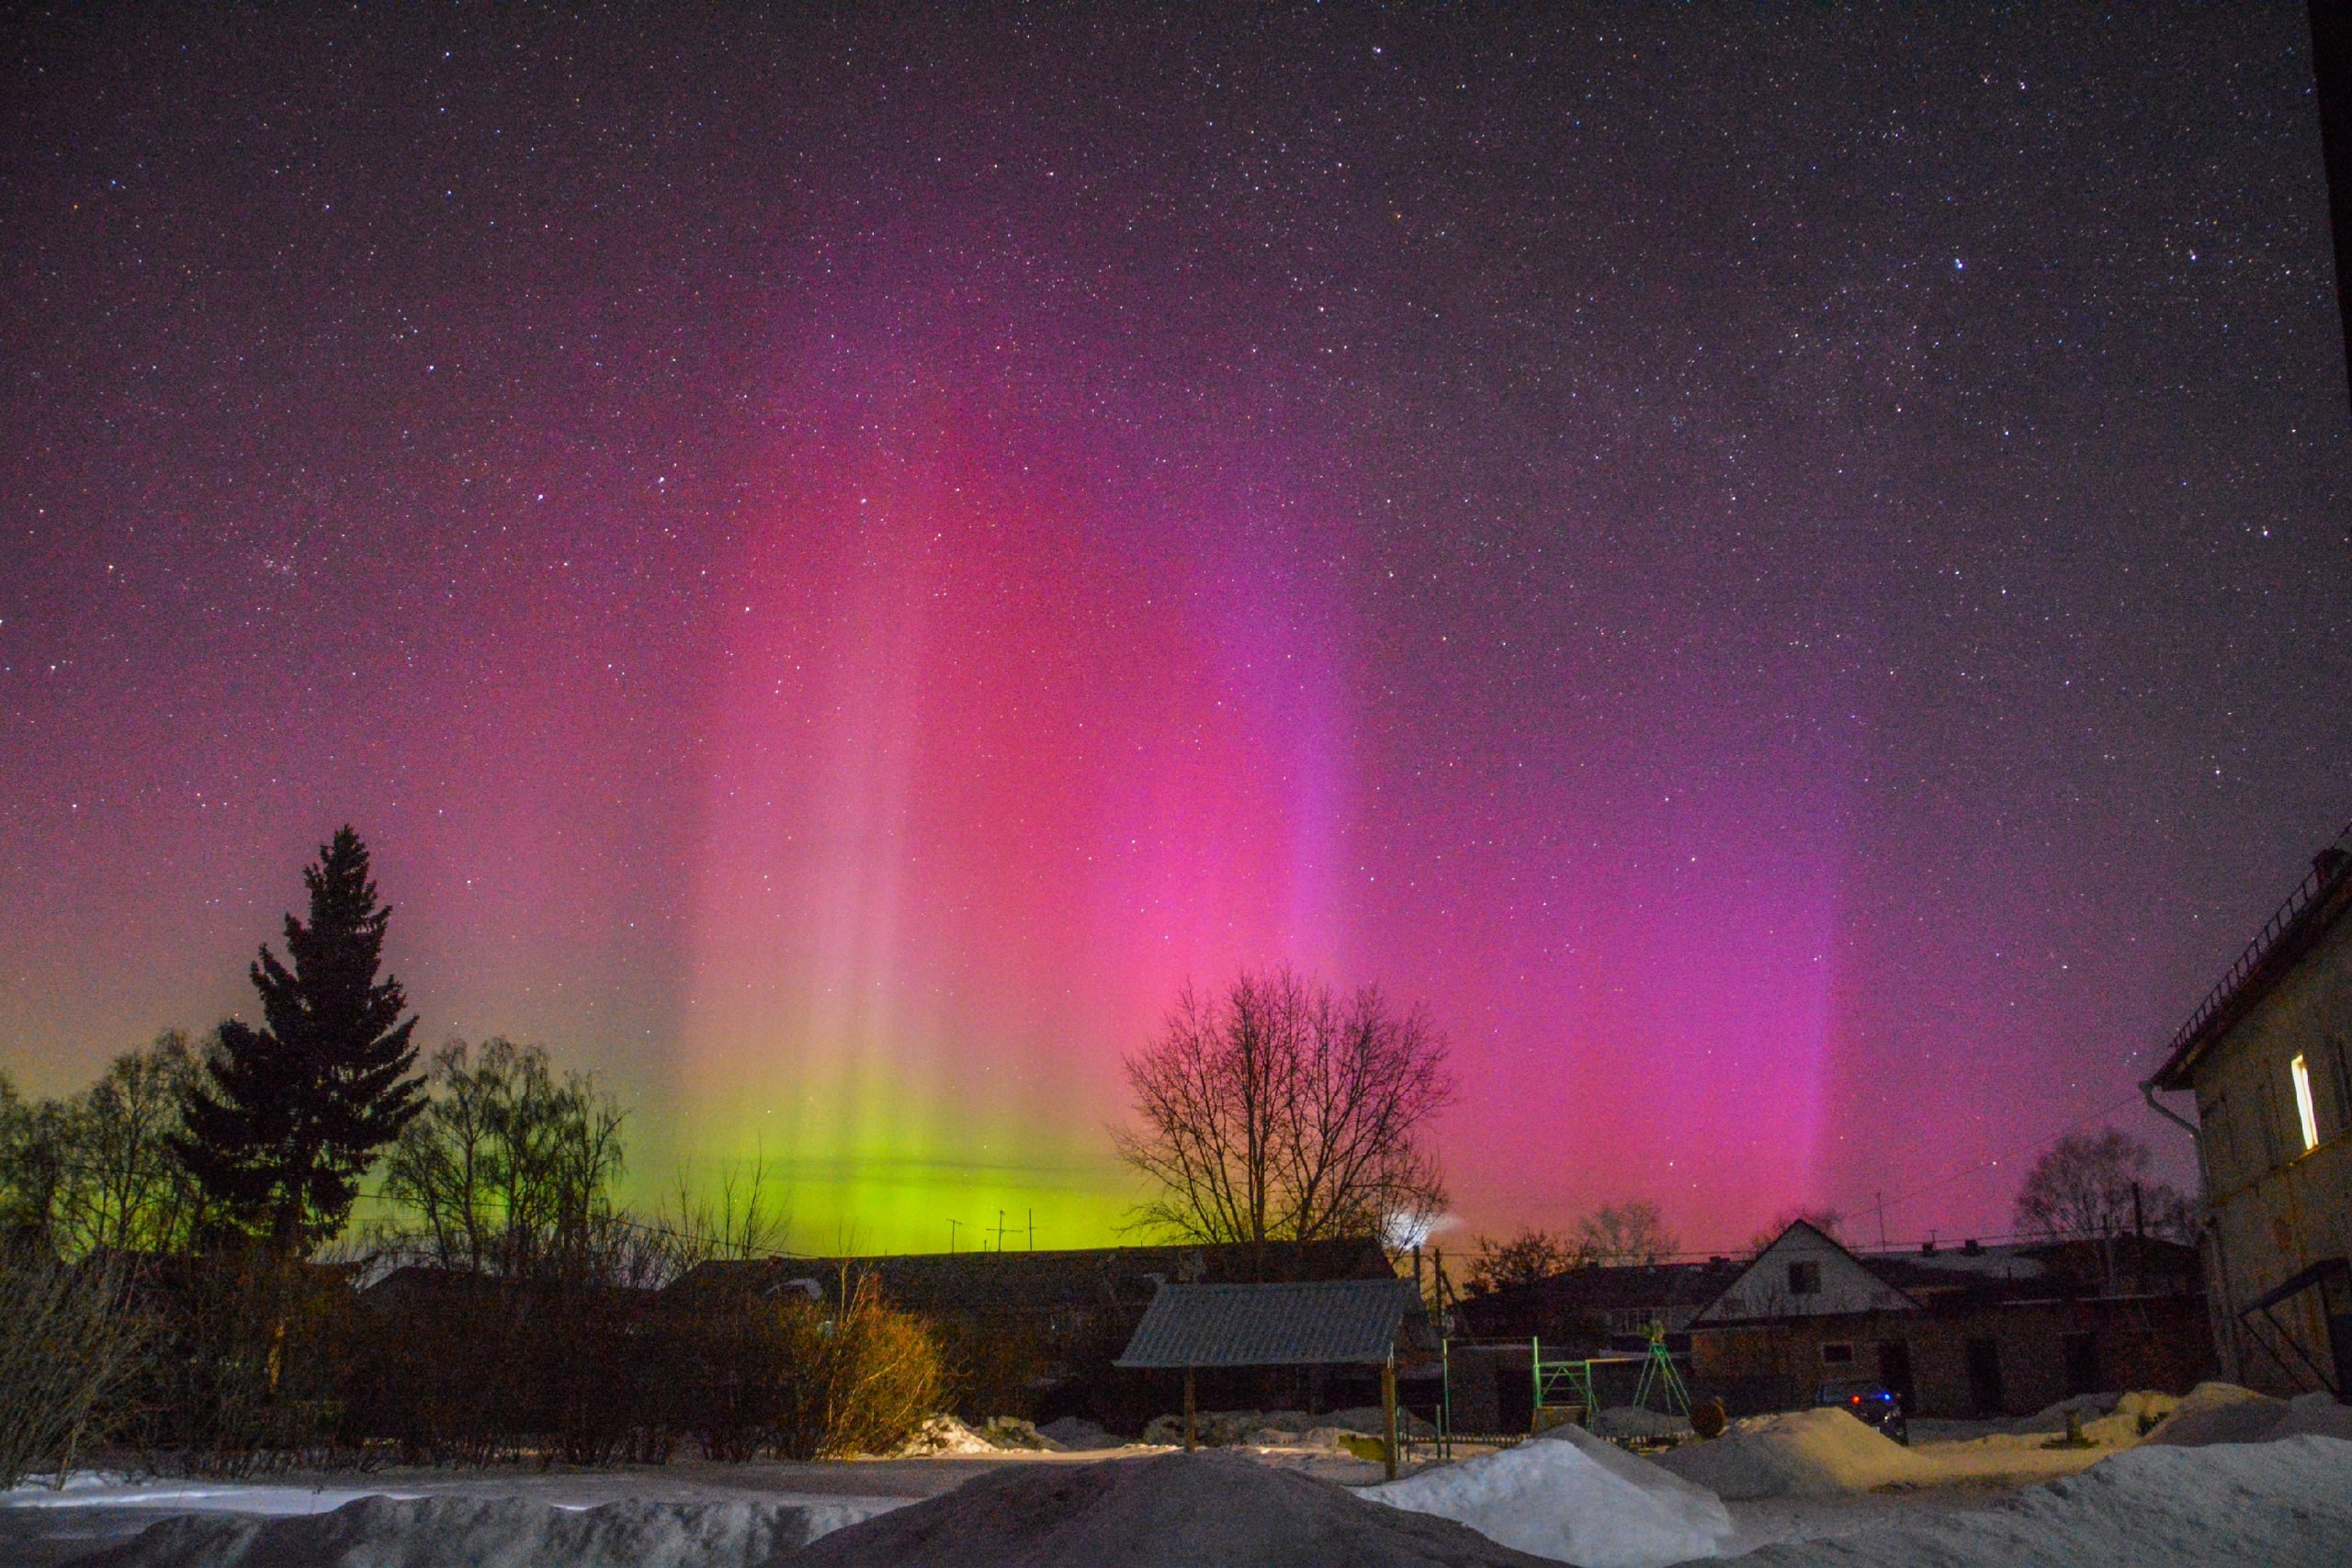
xmin=4 ymin=6 xmax=2347 ymax=1256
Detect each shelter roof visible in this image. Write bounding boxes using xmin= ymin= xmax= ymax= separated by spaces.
xmin=1114 ymin=1279 xmax=1420 ymax=1368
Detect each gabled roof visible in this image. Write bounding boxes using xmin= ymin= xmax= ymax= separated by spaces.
xmin=2150 ymin=822 xmax=2352 ymax=1092
xmin=1452 ymin=1258 xmax=1745 ymax=1338
xmin=1690 ymin=1220 xmax=1919 ymax=1325
xmin=1114 ymin=1280 xmax=1419 ymax=1368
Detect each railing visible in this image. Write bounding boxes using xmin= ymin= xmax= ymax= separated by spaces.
xmin=2158 ymin=823 xmax=2352 ymax=1067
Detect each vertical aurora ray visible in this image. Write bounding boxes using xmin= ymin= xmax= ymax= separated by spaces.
xmin=673 ymin=382 xmax=1354 ymax=1252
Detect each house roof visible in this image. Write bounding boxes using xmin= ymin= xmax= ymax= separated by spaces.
xmin=2149 ymin=820 xmax=2352 ymax=1092
xmin=1114 ymin=1279 xmax=1419 ymax=1368
xmin=1691 ymin=1220 xmax=1920 ymax=1325
xmin=1684 ymin=1226 xmax=2201 ymax=1328
xmin=1451 ymin=1259 xmax=1745 ymax=1338
xmin=668 ymin=1236 xmax=1396 ymax=1318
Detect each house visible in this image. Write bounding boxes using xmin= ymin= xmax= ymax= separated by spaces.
xmin=2144 ymin=820 xmax=2352 ymax=1396
xmin=1685 ymin=1221 xmax=2213 ymax=1417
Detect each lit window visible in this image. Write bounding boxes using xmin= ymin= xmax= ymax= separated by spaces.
xmin=2291 ymin=1055 xmax=2320 ymax=1154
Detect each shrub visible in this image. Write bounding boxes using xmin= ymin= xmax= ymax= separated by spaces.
xmin=133 ymin=1245 xmax=365 ymax=1472
xmin=671 ymin=1274 xmax=944 ymax=1460
xmin=0 ymin=1247 xmax=153 ymax=1487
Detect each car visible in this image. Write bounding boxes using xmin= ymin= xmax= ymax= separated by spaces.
xmin=1815 ymin=1379 xmax=1908 ymax=1444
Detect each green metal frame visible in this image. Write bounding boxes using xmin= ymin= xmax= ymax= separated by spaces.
xmin=1630 ymin=1322 xmax=1692 ymax=1417
xmin=1531 ymin=1335 xmax=1596 ymax=1415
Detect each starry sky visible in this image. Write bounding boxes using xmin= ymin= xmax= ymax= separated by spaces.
xmin=4 ymin=6 xmax=2348 ymax=1257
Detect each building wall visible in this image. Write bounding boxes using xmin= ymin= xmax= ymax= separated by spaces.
xmin=2189 ymin=907 xmax=2352 ymax=1394
xmin=1691 ymin=1296 xmax=2215 ymax=1418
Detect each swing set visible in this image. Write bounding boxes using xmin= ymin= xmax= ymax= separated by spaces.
xmin=1438 ymin=1320 xmax=1692 ymax=1457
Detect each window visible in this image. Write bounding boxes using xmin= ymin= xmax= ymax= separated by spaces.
xmin=2291 ymin=1055 xmax=2320 ymax=1153
xmin=1820 ymin=1341 xmax=1855 ymax=1365
xmin=1788 ymin=1259 xmax=1822 ymax=1296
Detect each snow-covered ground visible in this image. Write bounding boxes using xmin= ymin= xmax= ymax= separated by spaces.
xmin=7 ymin=1393 xmax=2347 ymax=1567
xmin=0 ymin=1461 xmax=951 ymax=1566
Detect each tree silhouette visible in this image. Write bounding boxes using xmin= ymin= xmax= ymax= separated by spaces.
xmin=1115 ymin=968 xmax=1453 ymax=1247
xmin=174 ymin=827 xmax=424 ymax=1252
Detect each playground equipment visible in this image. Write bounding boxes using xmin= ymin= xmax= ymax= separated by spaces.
xmin=1629 ymin=1320 xmax=1693 ymax=1418
xmin=1436 ymin=1321 xmax=1695 ymax=1457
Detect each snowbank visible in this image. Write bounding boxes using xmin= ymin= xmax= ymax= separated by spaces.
xmin=1653 ymin=1407 xmax=1936 ymax=1499
xmin=797 ymin=1448 xmax=1553 ymax=1566
xmin=69 ymin=1493 xmax=896 ymax=1568
xmin=1728 ymin=1434 xmax=2352 ymax=1567
xmin=1588 ymin=1406 xmax=1694 ymax=1441
xmin=1358 ymin=1422 xmax=1735 ymax=1567
xmin=899 ymin=1415 xmax=1001 ymax=1455
xmin=1036 ymin=1416 xmax=1125 ymax=1450
xmin=2142 ymin=1382 xmax=2352 ymax=1448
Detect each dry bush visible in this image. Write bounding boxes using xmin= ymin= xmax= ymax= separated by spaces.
xmin=0 ymin=1247 xmax=152 ymax=1487
xmin=670 ymin=1274 xmax=944 ymax=1461
xmin=340 ymin=1270 xmax=673 ymax=1466
xmin=134 ymin=1246 xmax=365 ymax=1473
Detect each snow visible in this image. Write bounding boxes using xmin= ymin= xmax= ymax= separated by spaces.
xmin=1035 ymin=1417 xmax=1125 ymax=1451
xmin=1357 ymin=1422 xmax=1735 ymax=1567
xmin=2143 ymin=1382 xmax=2352 ymax=1448
xmin=1724 ymin=1434 xmax=2352 ymax=1567
xmin=1588 ymin=1406 xmax=1694 ymax=1442
xmin=797 ymin=1448 xmax=1552 ymax=1566
xmin=62 ymin=1493 xmax=900 ymax=1568
xmin=899 ymin=1415 xmax=1001 ymax=1455
xmin=1652 ymin=1407 xmax=1937 ymax=1499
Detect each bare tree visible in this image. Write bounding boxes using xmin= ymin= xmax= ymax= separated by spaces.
xmin=2013 ymin=1128 xmax=2191 ymax=1244
xmin=0 ymin=1034 xmax=209 ymax=1258
xmin=1578 ymin=1200 xmax=1679 ymax=1266
xmin=381 ymin=1038 xmax=628 ymax=1280
xmin=1115 ymin=969 xmax=1453 ymax=1245
xmin=1464 ymin=1228 xmax=1573 ymax=1294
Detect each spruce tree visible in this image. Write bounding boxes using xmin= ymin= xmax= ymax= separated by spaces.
xmin=175 ymin=827 xmax=424 ymax=1252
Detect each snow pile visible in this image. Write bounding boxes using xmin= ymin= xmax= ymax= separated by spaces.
xmin=2143 ymin=1382 xmax=2352 ymax=1448
xmin=1036 ymin=1416 xmax=1125 ymax=1450
xmin=1653 ymin=1407 xmax=1935 ymax=1498
xmin=1589 ymin=1406 xmax=1694 ymax=1441
xmin=1328 ymin=1405 xmax=1440 ymax=1438
xmin=1729 ymin=1434 xmax=2352 ymax=1567
xmin=979 ymin=1416 xmax=1065 ymax=1450
xmin=797 ymin=1448 xmax=1554 ymax=1566
xmin=899 ymin=1415 xmax=1001 ymax=1455
xmin=1138 ymin=1405 xmax=1434 ymax=1447
xmin=1360 ymin=1422 xmax=1734 ymax=1567
xmin=70 ymin=1493 xmax=894 ymax=1568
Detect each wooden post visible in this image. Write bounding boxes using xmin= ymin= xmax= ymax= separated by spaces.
xmin=1382 ymin=1356 xmax=1399 ymax=1481
xmin=1183 ymin=1366 xmax=1197 ymax=1452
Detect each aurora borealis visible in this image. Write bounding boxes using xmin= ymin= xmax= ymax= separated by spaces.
xmin=5 ymin=6 xmax=2349 ymax=1255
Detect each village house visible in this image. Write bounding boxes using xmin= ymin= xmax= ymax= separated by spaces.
xmin=2145 ymin=820 xmax=2352 ymax=1396
xmin=1684 ymin=1220 xmax=2213 ymax=1418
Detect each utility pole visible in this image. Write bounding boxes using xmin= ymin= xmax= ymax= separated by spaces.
xmin=1876 ymin=1191 xmax=1887 ymax=1250
xmin=947 ymin=1219 xmax=962 ymax=1254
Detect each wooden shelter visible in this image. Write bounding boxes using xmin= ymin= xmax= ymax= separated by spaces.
xmin=1115 ymin=1279 xmax=1421 ymax=1477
